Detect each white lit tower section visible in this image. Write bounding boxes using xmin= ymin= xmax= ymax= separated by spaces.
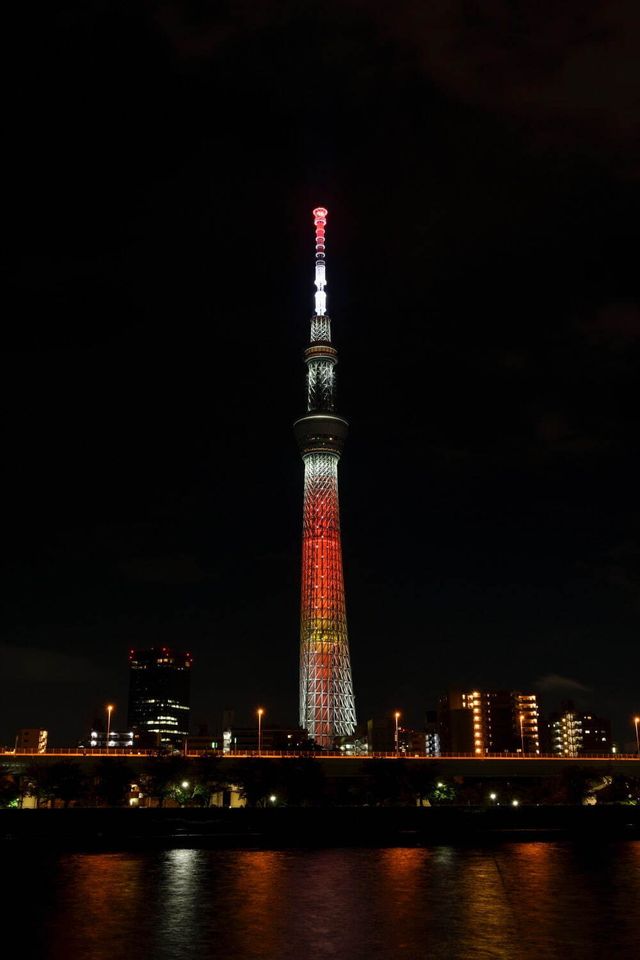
xmin=294 ymin=207 xmax=357 ymax=747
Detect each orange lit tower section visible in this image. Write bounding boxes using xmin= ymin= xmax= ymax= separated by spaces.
xmin=294 ymin=207 xmax=356 ymax=748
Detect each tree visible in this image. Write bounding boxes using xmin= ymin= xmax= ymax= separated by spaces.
xmin=366 ymin=760 xmax=413 ymax=806
xmin=41 ymin=762 xmax=87 ymax=808
xmin=21 ymin=764 xmax=48 ymax=807
xmin=276 ymin=758 xmax=325 ymax=806
xmin=190 ymin=756 xmax=226 ymax=807
xmin=93 ymin=760 xmax=134 ymax=807
xmin=405 ymin=763 xmax=437 ymax=806
xmin=0 ymin=766 xmax=20 ymax=808
xmin=429 ymin=779 xmax=456 ymax=804
xmin=231 ymin=759 xmax=281 ymax=807
xmin=598 ymin=774 xmax=640 ymax=804
xmin=141 ymin=757 xmax=189 ymax=807
xmin=556 ymin=767 xmax=600 ymax=804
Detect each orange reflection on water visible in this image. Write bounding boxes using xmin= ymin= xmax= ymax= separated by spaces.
xmin=455 ymin=852 xmax=519 ymax=960
xmin=226 ymin=850 xmax=286 ymax=958
xmin=503 ymin=841 xmax=640 ymax=957
xmin=376 ymin=848 xmax=433 ymax=953
xmin=48 ymin=853 xmax=146 ymax=960
xmin=379 ymin=848 xmax=427 ymax=921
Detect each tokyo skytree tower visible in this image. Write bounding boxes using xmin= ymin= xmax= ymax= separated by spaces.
xmin=294 ymin=207 xmax=357 ymax=748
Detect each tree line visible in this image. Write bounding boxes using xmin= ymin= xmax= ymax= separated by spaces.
xmin=0 ymin=758 xmax=638 ymax=808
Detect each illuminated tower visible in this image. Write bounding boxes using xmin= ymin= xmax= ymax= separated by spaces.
xmin=294 ymin=207 xmax=356 ymax=748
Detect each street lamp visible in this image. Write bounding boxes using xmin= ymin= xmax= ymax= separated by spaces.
xmin=257 ymin=708 xmax=264 ymax=756
xmin=634 ymin=717 xmax=640 ymax=757
xmin=394 ymin=711 xmax=400 ymax=754
xmin=181 ymin=781 xmax=190 ymax=789
xmin=106 ymin=704 xmax=114 ymax=751
xmin=489 ymin=792 xmax=497 ymax=802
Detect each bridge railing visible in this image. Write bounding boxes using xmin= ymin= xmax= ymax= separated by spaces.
xmin=1 ymin=748 xmax=639 ymax=760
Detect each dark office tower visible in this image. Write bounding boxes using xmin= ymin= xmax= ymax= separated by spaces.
xmin=294 ymin=207 xmax=356 ymax=748
xmin=127 ymin=648 xmax=192 ymax=747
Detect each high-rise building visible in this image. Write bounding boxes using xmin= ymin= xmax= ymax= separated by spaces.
xmin=549 ymin=702 xmax=583 ymax=756
xmin=548 ymin=702 xmax=612 ymax=756
xmin=438 ymin=691 xmax=474 ymax=753
xmin=581 ymin=713 xmax=612 ymax=754
xmin=127 ymin=647 xmax=192 ymax=747
xmin=424 ymin=711 xmax=441 ymax=757
xmin=439 ymin=689 xmax=540 ymax=754
xmin=294 ymin=207 xmax=356 ymax=748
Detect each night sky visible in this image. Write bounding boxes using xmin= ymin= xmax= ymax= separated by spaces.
xmin=3 ymin=2 xmax=640 ymax=746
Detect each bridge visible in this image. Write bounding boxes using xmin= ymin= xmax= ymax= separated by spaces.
xmin=2 ymin=750 xmax=639 ymax=779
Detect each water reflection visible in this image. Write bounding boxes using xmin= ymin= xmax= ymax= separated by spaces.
xmin=4 ymin=843 xmax=639 ymax=960
xmin=497 ymin=842 xmax=640 ymax=959
xmin=456 ymin=852 xmax=519 ymax=959
xmin=46 ymin=853 xmax=148 ymax=960
xmin=154 ymin=850 xmax=201 ymax=957
xmin=225 ymin=851 xmax=287 ymax=958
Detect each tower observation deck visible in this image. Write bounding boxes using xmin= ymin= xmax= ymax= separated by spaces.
xmin=294 ymin=207 xmax=357 ymax=748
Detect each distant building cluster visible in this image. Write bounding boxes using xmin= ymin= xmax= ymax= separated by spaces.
xmin=363 ymin=690 xmax=617 ymax=758
xmin=5 ymin=652 xmax=626 ymax=757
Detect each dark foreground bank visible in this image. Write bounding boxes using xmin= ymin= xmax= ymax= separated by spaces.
xmin=2 ymin=805 xmax=640 ymax=848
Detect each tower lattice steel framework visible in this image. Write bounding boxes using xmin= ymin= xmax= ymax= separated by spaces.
xmin=294 ymin=207 xmax=357 ymax=748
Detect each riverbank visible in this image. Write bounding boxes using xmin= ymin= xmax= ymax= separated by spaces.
xmin=1 ymin=805 xmax=639 ymax=849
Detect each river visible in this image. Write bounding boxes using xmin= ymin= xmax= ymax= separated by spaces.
xmin=7 ymin=843 xmax=640 ymax=959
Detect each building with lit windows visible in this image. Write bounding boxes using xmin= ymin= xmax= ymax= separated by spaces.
xmin=15 ymin=728 xmax=48 ymax=753
xmin=549 ymin=703 xmax=583 ymax=756
xmin=581 ymin=713 xmax=612 ymax=754
xmin=81 ymin=729 xmax=134 ymax=749
xmin=424 ymin=711 xmax=441 ymax=756
xmin=127 ymin=648 xmax=192 ymax=747
xmin=438 ymin=689 xmax=540 ymax=755
xmin=548 ymin=703 xmax=612 ymax=756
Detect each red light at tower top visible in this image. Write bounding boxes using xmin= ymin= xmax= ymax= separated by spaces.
xmin=313 ymin=207 xmax=327 ymax=259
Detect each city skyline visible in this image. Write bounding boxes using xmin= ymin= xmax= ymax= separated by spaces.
xmin=2 ymin=4 xmax=640 ymax=745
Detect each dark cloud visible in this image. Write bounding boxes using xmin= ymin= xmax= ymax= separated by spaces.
xmin=582 ymin=303 xmax=640 ymax=348
xmin=589 ymin=540 xmax=640 ymax=595
xmin=531 ymin=411 xmax=614 ymax=457
xmin=376 ymin=0 xmax=640 ymax=171
xmin=152 ymin=1 xmax=640 ymax=170
xmin=535 ymin=673 xmax=592 ymax=694
xmin=152 ymin=0 xmax=273 ymax=57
